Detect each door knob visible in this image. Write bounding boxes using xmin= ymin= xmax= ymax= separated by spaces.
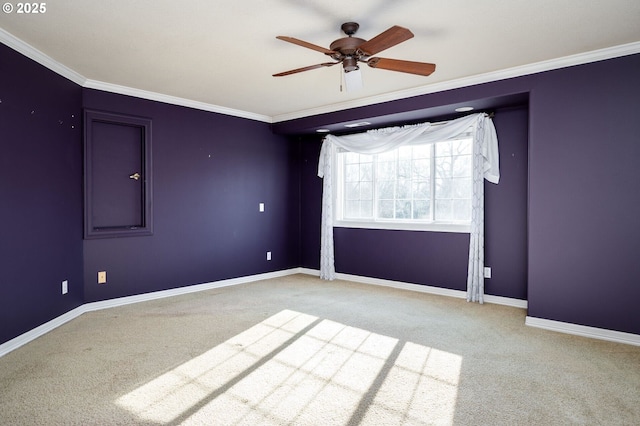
xmin=129 ymin=172 xmax=141 ymax=181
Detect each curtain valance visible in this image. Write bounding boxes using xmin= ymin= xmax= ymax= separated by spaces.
xmin=319 ymin=113 xmax=499 ymax=183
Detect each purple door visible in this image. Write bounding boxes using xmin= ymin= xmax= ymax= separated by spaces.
xmin=91 ymin=121 xmax=144 ymax=229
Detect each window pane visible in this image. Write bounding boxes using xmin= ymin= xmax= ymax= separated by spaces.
xmin=360 ymin=200 xmax=373 ymax=218
xmin=453 ymin=139 xmax=473 ymax=155
xmin=360 ymin=182 xmax=373 ymax=200
xmin=453 ymin=199 xmax=471 ymax=221
xmin=346 ymin=182 xmax=360 ymax=200
xmin=435 ymin=199 xmax=453 ymax=221
xmin=377 ymin=180 xmax=395 ymax=199
xmin=412 ymin=181 xmax=430 ymax=199
xmin=395 ymin=200 xmax=411 ymax=219
xmin=413 ymin=144 xmax=431 ymax=159
xmin=377 ymin=160 xmax=396 ymax=180
xmin=397 ymin=179 xmax=410 ymax=199
xmin=398 ymin=160 xmax=411 ymax=179
xmin=435 ymin=141 xmax=453 ymax=157
xmin=413 ymin=200 xmax=430 ymax=219
xmin=452 ymin=155 xmax=472 ymax=177
xmin=435 ymin=156 xmax=452 ymax=179
xmin=346 ymin=164 xmax=359 ymax=181
xmin=378 ymin=200 xmax=394 ymax=218
xmin=346 ymin=200 xmax=360 ymax=217
xmin=359 ymin=162 xmax=373 ymax=181
xmin=412 ymin=159 xmax=430 ymax=180
xmin=435 ymin=178 xmax=452 ymax=199
xmin=452 ymin=178 xmax=471 ymax=198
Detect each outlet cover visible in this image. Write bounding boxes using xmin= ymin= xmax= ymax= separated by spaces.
xmin=259 ymin=203 xmax=265 ymax=212
xmin=62 ymin=280 xmax=68 ymax=294
xmin=266 ymin=251 xmax=272 ymax=261
xmin=484 ymin=267 xmax=492 ymax=279
xmin=98 ymin=271 xmax=107 ymax=284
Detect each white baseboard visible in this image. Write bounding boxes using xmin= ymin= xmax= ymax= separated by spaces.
xmin=0 ymin=306 xmax=86 ymax=358
xmin=3 ymin=268 xmax=637 ymax=357
xmin=337 ymin=272 xmax=469 ymax=300
xmin=300 ymin=269 xmax=640 ymax=346
xmin=82 ymin=268 xmax=301 ymax=313
xmin=0 ymin=268 xmax=302 ymax=358
xmin=299 ymin=268 xmax=528 ymax=309
xmin=525 ymin=316 xmax=640 ymax=347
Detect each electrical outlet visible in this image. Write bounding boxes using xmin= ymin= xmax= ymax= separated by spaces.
xmin=62 ymin=280 xmax=68 ymax=294
xmin=266 ymin=251 xmax=272 ymax=261
xmin=98 ymin=271 xmax=107 ymax=284
xmin=484 ymin=267 xmax=492 ymax=279
xmin=259 ymin=203 xmax=265 ymax=212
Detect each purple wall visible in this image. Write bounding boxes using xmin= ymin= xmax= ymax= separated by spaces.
xmin=484 ymin=107 xmax=529 ymax=299
xmin=0 ymin=44 xmax=84 ymax=343
xmin=82 ymin=89 xmax=300 ymax=302
xmin=528 ymin=55 xmax=640 ymax=334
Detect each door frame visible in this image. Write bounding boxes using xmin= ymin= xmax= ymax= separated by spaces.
xmin=83 ymin=109 xmax=153 ymax=239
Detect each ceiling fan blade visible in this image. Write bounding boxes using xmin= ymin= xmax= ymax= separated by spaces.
xmin=367 ymin=58 xmax=436 ymax=76
xmin=273 ymin=62 xmax=339 ymax=77
xmin=357 ymin=26 xmax=414 ymax=56
xmin=276 ymin=36 xmax=335 ymax=55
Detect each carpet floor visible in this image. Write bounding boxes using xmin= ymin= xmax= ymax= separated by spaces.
xmin=1 ymin=274 xmax=639 ymax=425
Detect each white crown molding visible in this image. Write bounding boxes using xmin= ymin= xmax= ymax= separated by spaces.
xmin=526 ymin=316 xmax=640 ymax=347
xmin=271 ymin=40 xmax=640 ymax=123
xmin=83 ymin=79 xmax=272 ymax=123
xmin=0 ymin=27 xmax=86 ymax=86
xmin=2 ymin=25 xmax=639 ymax=125
xmin=0 ymin=27 xmax=270 ymax=123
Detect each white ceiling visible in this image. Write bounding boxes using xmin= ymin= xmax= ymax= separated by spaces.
xmin=1 ymin=0 xmax=639 ymax=122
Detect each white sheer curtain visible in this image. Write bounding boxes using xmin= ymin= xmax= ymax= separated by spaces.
xmin=317 ymin=113 xmax=499 ymax=302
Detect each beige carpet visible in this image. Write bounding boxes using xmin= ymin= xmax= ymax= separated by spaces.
xmin=1 ymin=274 xmax=639 ymax=425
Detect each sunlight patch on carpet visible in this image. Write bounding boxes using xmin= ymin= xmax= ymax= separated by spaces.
xmin=116 ymin=309 xmax=462 ymax=424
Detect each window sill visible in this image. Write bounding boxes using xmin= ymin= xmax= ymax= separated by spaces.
xmin=333 ymin=220 xmax=470 ymax=233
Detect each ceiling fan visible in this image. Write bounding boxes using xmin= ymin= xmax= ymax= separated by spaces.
xmin=273 ymin=22 xmax=436 ymax=80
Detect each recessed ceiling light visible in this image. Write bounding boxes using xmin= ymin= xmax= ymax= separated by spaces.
xmin=344 ymin=121 xmax=371 ymax=128
xmin=316 ymin=128 xmax=330 ymax=133
xmin=455 ymin=106 xmax=474 ymax=112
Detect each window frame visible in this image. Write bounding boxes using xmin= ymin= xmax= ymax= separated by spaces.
xmin=332 ymin=133 xmax=473 ymax=234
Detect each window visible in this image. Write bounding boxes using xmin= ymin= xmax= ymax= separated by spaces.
xmin=335 ymin=135 xmax=473 ymax=232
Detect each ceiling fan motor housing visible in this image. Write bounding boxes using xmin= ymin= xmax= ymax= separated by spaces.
xmin=329 ymin=35 xmax=366 ymax=72
xmin=329 ymin=36 xmax=366 ymax=56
